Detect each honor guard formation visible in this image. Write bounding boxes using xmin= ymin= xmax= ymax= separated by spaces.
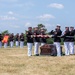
xmin=0 ymin=25 xmax=75 ymax=57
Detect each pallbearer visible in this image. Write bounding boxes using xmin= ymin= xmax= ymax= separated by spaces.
xmin=26 ymin=27 xmax=33 ymax=56
xmin=40 ymin=28 xmax=47 ymax=46
xmin=0 ymin=34 xmax=3 ymax=48
xmin=15 ymin=33 xmax=20 ymax=47
xmin=33 ymin=27 xmax=40 ymax=56
xmin=20 ymin=33 xmax=24 ymax=48
xmin=62 ymin=27 xmax=70 ymax=55
xmin=53 ymin=25 xmax=62 ymax=56
xmin=9 ymin=33 xmax=14 ymax=48
xmin=69 ymin=26 xmax=75 ymax=55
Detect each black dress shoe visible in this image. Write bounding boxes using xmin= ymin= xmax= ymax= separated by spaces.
xmin=35 ymin=54 xmax=39 ymax=56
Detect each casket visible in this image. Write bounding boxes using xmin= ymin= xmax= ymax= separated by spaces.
xmin=40 ymin=44 xmax=57 ymax=56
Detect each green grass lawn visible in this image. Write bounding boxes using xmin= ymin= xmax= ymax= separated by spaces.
xmin=0 ymin=46 xmax=75 ymax=75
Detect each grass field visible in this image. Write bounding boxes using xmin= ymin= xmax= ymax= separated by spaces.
xmin=0 ymin=46 xmax=75 ymax=75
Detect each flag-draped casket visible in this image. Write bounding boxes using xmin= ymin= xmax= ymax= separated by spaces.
xmin=40 ymin=44 xmax=57 ymax=56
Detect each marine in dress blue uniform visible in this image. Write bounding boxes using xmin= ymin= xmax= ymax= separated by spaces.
xmin=26 ymin=27 xmax=33 ymax=56
xmin=0 ymin=34 xmax=3 ymax=48
xmin=62 ymin=27 xmax=70 ymax=55
xmin=53 ymin=25 xmax=62 ymax=56
xmin=33 ymin=27 xmax=40 ymax=56
xmin=69 ymin=27 xmax=75 ymax=55
xmin=40 ymin=28 xmax=47 ymax=46
xmin=15 ymin=33 xmax=20 ymax=47
xmin=9 ymin=33 xmax=14 ymax=48
xmin=20 ymin=33 xmax=24 ymax=48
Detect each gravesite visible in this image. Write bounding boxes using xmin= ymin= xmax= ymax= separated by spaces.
xmin=0 ymin=0 xmax=75 ymax=75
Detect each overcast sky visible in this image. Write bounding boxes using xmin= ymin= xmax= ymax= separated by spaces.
xmin=0 ymin=0 xmax=75 ymax=34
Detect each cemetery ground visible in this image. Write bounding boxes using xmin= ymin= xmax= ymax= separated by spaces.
xmin=0 ymin=46 xmax=75 ymax=75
